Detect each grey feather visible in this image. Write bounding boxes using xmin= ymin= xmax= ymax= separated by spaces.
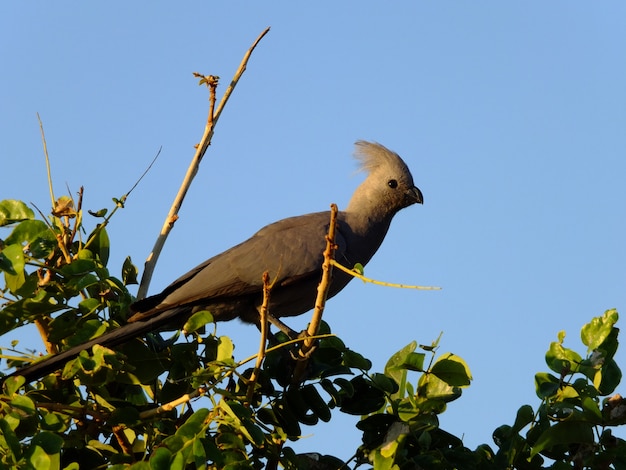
xmin=5 ymin=141 xmax=423 ymax=383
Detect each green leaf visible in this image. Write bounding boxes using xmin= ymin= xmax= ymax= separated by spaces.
xmin=183 ymin=310 xmax=213 ymax=334
xmin=0 ymin=418 xmax=22 ymax=460
xmin=545 ymin=334 xmax=583 ymax=374
xmin=418 ymin=373 xmax=462 ymax=404
xmin=66 ymin=319 xmax=107 ymax=346
xmin=580 ymin=396 xmax=603 ymax=423
xmin=535 ymin=372 xmax=560 ymax=399
xmin=371 ymin=373 xmax=399 ymax=394
xmin=301 ymin=384 xmax=332 ymax=422
xmin=78 ymin=297 xmax=101 ymax=315
xmin=402 ymin=352 xmax=426 ymax=372
xmin=10 ymin=395 xmax=37 ymax=416
xmin=88 ymin=225 xmax=110 ymax=266
xmin=352 ymin=263 xmax=365 ymax=275
xmin=430 ymin=353 xmax=472 ymax=387
xmin=384 ymin=341 xmax=416 ymax=396
xmin=0 ymin=200 xmax=34 ymax=226
xmin=192 ymin=437 xmax=206 ymax=468
xmin=285 ymin=387 xmax=318 ymax=425
xmin=593 ymin=358 xmax=622 ymax=395
xmin=149 ymin=446 xmax=173 ymax=470
xmin=31 ymin=432 xmax=64 ymax=455
xmin=511 ymin=404 xmax=534 ymax=433
xmin=61 ymin=258 xmax=96 ymax=276
xmin=581 ymin=309 xmax=619 ymax=352
xmin=174 ymin=408 xmax=210 ymax=441
xmin=122 ymin=256 xmax=139 ymax=285
xmin=88 ymin=208 xmax=108 ymax=218
xmin=339 ymin=376 xmax=386 ymax=415
xmin=1 ymin=244 xmax=26 ymax=292
xmin=343 ymin=349 xmax=372 ymax=370
xmin=2 ymin=376 xmax=25 ymax=396
xmin=4 ymin=220 xmax=56 ymax=258
xmin=320 ymin=379 xmax=342 ymax=407
xmin=216 ymin=336 xmax=234 ymax=363
xmin=272 ymin=399 xmax=301 ymax=438
xmin=530 ymin=421 xmax=594 ymax=458
xmin=26 ymin=445 xmax=52 ymax=470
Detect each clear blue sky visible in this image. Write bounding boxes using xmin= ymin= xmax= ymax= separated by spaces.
xmin=2 ymin=2 xmax=625 ymax=460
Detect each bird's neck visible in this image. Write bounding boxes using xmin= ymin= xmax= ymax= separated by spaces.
xmin=342 ymin=209 xmax=394 ymax=239
xmin=345 ymin=190 xmax=396 ymax=235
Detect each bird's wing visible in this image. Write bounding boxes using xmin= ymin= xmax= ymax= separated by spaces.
xmin=131 ymin=211 xmax=346 ymax=315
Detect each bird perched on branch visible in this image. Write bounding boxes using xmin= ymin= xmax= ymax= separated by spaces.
xmin=5 ymin=141 xmax=423 ymax=383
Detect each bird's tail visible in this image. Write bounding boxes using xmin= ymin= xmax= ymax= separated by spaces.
xmin=1 ymin=308 xmax=187 ymax=385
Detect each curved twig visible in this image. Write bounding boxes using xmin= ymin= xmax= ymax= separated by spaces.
xmin=330 ymin=259 xmax=442 ymax=290
xmin=137 ymin=27 xmax=271 ymax=299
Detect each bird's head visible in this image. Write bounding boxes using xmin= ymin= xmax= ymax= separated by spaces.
xmin=347 ymin=141 xmax=423 ymax=216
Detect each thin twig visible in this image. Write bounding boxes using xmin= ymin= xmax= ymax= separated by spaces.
xmin=292 ymin=204 xmax=338 ymax=384
xmin=68 ymin=186 xmax=84 ymax=249
xmin=137 ymin=27 xmax=270 ymax=300
xmin=246 ymin=271 xmax=271 ymax=405
xmin=330 ymin=260 xmax=442 ymax=290
xmin=235 ymin=333 xmax=336 ymax=368
xmin=138 ymin=387 xmax=207 ymax=419
xmin=37 ymin=113 xmax=55 ymax=207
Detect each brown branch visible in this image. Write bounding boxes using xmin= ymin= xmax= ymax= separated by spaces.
xmin=137 ymin=27 xmax=271 ymax=299
xmin=33 ymin=319 xmax=56 ymax=355
xmin=138 ymin=387 xmax=207 ymax=420
xmin=292 ymin=204 xmax=338 ymax=384
xmin=112 ymin=425 xmax=134 ymax=457
xmin=246 ymin=271 xmax=271 ymax=405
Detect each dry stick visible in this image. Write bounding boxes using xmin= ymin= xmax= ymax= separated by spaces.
xmin=139 ymin=387 xmax=207 ymax=420
xmin=112 ymin=426 xmax=134 ymax=457
xmin=292 ymin=204 xmax=339 ymax=384
xmin=37 ymin=113 xmax=55 ymax=207
xmin=137 ymin=27 xmax=271 ymax=299
xmin=246 ymin=271 xmax=271 ymax=405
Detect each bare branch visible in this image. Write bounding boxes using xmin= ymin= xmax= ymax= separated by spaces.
xmin=292 ymin=204 xmax=338 ymax=384
xmin=138 ymin=387 xmax=207 ymax=419
xmin=246 ymin=271 xmax=271 ymax=405
xmin=137 ymin=27 xmax=270 ymax=300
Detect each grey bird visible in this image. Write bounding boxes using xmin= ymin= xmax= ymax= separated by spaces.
xmin=4 ymin=141 xmax=423 ymax=383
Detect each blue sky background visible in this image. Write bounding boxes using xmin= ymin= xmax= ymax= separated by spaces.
xmin=2 ymin=2 xmax=625 ymax=460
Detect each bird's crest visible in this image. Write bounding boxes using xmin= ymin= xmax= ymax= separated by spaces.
xmin=353 ymin=140 xmax=410 ymax=176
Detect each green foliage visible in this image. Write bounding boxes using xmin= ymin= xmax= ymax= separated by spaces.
xmin=1 ymin=196 xmax=625 ymax=469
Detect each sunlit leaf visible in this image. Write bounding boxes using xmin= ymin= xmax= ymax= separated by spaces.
xmin=183 ymin=310 xmax=213 ymax=334
xmin=430 ymin=353 xmax=472 ymax=387
xmin=545 ymin=337 xmax=582 ymax=374
xmin=0 ymin=199 xmax=34 ymax=226
xmin=1 ymin=244 xmax=26 ymax=293
xmin=581 ymin=309 xmax=619 ymax=352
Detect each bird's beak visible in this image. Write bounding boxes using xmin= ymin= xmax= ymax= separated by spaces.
xmin=408 ymin=186 xmax=424 ymax=205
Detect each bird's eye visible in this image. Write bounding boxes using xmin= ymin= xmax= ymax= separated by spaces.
xmin=387 ymin=179 xmax=398 ymax=189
